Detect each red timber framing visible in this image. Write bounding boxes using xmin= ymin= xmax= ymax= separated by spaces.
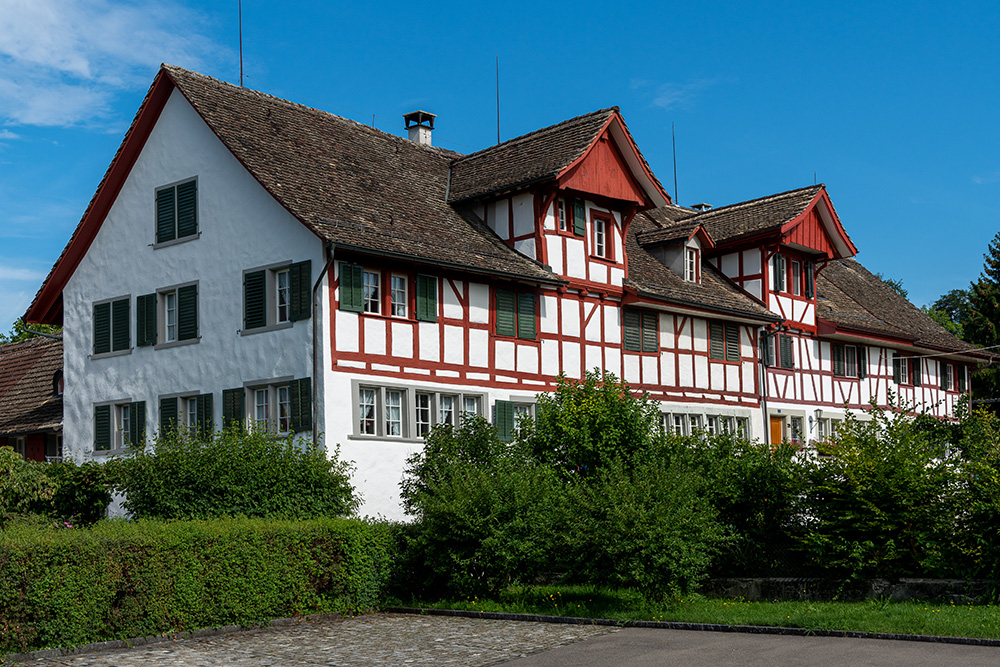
xmin=328 ymin=256 xmax=762 ymax=409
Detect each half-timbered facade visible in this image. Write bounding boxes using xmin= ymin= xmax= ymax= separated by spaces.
xmin=0 ymin=337 xmax=63 ymax=462
xmin=24 ymin=66 xmax=986 ymax=518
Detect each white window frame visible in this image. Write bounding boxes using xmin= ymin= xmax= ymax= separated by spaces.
xmin=164 ymin=291 xmax=178 ymax=343
xmin=593 ymin=216 xmax=607 ymax=258
xmin=390 ymin=273 xmax=408 ymax=318
xmin=557 ymin=199 xmax=568 ymax=231
xmin=791 ymin=260 xmax=801 ymax=296
xmin=351 ymin=381 xmax=486 ymax=440
xmin=276 ymin=268 xmax=291 ymax=324
xmin=685 ymin=248 xmax=698 ymax=283
xmin=156 ymin=280 xmax=199 ymax=349
xmin=245 ymin=377 xmax=294 ymax=434
xmin=116 ymin=402 xmax=132 ymax=450
xmin=363 ymin=271 xmax=381 ymax=314
xmin=242 ymin=262 xmax=297 ymax=334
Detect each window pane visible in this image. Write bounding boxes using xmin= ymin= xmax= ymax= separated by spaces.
xmin=254 ymin=388 xmax=269 ymax=429
xmin=385 ymin=390 xmax=403 ymax=436
xmin=120 ymin=404 xmax=130 ymax=446
xmin=278 ymin=386 xmax=291 ymax=431
xmin=359 ymin=388 xmax=376 ymax=435
xmin=276 ymin=269 xmax=291 ymax=323
xmin=706 ymin=416 xmax=717 ymax=434
xmin=673 ymin=414 xmax=686 ymax=435
xmin=415 ymin=393 xmax=432 ymax=436
xmin=792 ymin=261 xmax=801 ymax=296
xmin=594 ymin=219 xmax=606 ymax=257
xmin=439 ymin=395 xmax=455 ymax=425
xmin=391 ymin=275 xmax=407 ymax=317
xmin=165 ymin=291 xmax=177 ymax=342
xmin=187 ymin=397 xmax=198 ymax=432
xmin=462 ymin=396 xmax=480 ymax=416
xmin=363 ymin=271 xmax=380 ymax=313
xmin=558 ymin=200 xmax=567 ymax=231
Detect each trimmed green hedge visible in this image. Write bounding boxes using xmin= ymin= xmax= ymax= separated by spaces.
xmin=0 ymin=517 xmax=393 ymax=655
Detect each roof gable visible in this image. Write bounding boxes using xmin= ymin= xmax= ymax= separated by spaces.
xmin=448 ymin=109 xmax=670 ymax=207
xmin=558 ymin=127 xmax=650 ymax=206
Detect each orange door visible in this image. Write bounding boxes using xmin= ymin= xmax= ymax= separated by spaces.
xmin=769 ymin=416 xmax=784 ymax=445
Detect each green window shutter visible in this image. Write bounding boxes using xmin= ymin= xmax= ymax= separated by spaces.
xmin=159 ymin=397 xmax=178 ymax=435
xmin=338 ymin=262 xmax=364 ymax=312
xmin=112 ymin=298 xmax=130 ymax=351
xmin=136 ymin=293 xmax=157 ymax=346
xmin=156 ymin=186 xmax=176 ymax=243
xmin=573 ymin=199 xmax=586 ymax=236
xmin=222 ymin=388 xmax=245 ymax=430
xmin=196 ymin=393 xmax=213 ymax=438
xmin=913 ymin=359 xmax=922 ymax=386
xmin=495 ymin=400 xmax=515 ymax=442
xmin=129 ymin=401 xmax=145 ymax=447
xmin=95 ymin=405 xmax=111 ymax=451
xmin=623 ymin=310 xmax=641 ymax=352
xmin=175 ymin=180 xmax=197 ymax=238
xmin=289 ymin=260 xmax=312 ymax=321
xmin=832 ymin=344 xmax=845 ymax=376
xmin=416 ymin=275 xmax=438 ymax=322
xmin=290 ymin=377 xmax=312 ymax=433
xmin=805 ymin=261 xmax=815 ymax=298
xmin=857 ymin=346 xmax=867 ymax=379
xmin=496 ymin=289 xmax=516 ymax=337
xmin=780 ymin=334 xmax=794 ymax=369
xmin=93 ymin=302 xmax=111 ymax=355
xmin=709 ymin=322 xmax=724 ymax=360
xmin=244 ymin=270 xmax=267 ymax=329
xmin=177 ymin=284 xmax=198 ymax=340
xmin=725 ymin=324 xmax=740 ymax=362
xmin=763 ymin=333 xmax=774 ymax=366
xmin=517 ymin=292 xmax=537 ymax=340
xmin=773 ymin=254 xmax=785 ymax=293
xmin=641 ymin=311 xmax=658 ymax=352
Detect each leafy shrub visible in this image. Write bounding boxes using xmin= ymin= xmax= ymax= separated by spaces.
xmin=107 ymin=427 xmax=357 ymax=520
xmin=45 ymin=461 xmax=112 ymax=526
xmin=0 ymin=517 xmax=393 ymax=655
xmin=0 ymin=447 xmax=60 ymax=524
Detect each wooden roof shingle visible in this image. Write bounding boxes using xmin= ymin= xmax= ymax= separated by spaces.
xmin=0 ymin=337 xmax=62 ymax=436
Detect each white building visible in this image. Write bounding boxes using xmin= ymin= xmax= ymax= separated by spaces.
xmin=25 ymin=66 xmax=986 ymax=519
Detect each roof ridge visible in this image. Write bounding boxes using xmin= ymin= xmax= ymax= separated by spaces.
xmin=452 ymin=106 xmax=619 ymax=164
xmin=161 ymin=64 xmax=463 ymax=159
xmin=688 ymin=184 xmax=823 ymax=219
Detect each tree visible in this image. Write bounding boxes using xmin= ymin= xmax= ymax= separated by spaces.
xmin=921 ymin=288 xmax=972 ymax=338
xmin=875 ymin=272 xmax=908 ymax=299
xmin=966 ymin=232 xmax=1000 ymax=404
xmin=0 ymin=319 xmax=62 ymax=345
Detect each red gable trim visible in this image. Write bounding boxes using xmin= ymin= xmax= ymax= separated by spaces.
xmin=556 ymin=112 xmax=671 ymax=208
xmin=779 ymin=188 xmax=858 ymax=258
xmin=25 ymin=70 xmax=175 ymax=325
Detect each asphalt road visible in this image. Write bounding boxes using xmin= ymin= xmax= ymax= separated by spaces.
xmin=501 ymin=627 xmax=1000 ymax=666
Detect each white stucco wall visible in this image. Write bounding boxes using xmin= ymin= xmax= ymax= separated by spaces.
xmin=63 ymin=88 xmax=326 ymax=462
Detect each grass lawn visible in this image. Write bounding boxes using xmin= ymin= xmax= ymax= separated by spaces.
xmin=409 ymin=585 xmax=1000 ymax=640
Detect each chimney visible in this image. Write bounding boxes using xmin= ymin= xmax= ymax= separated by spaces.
xmin=691 ymin=203 xmax=712 ymax=211
xmin=403 ymin=110 xmax=436 ymax=146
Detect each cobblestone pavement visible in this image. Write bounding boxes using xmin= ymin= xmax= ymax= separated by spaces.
xmin=17 ymin=614 xmax=617 ymax=666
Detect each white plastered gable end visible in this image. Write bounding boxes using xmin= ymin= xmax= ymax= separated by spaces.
xmin=61 ymin=86 xmax=326 ymax=465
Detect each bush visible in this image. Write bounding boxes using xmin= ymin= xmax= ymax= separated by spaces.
xmin=107 ymin=427 xmax=357 ymax=520
xmin=0 ymin=447 xmax=59 ymax=523
xmin=0 ymin=517 xmax=393 ymax=655
xmin=45 ymin=460 xmax=113 ymax=526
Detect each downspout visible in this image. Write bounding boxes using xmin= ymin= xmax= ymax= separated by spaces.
xmin=312 ymin=242 xmax=335 ymax=447
xmin=759 ymin=325 xmax=770 ymax=446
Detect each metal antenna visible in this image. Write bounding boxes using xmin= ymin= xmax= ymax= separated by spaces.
xmin=496 ymin=55 xmax=501 ymax=144
xmin=672 ymin=122 xmax=678 ymax=204
xmin=238 ymin=0 xmax=244 ymax=86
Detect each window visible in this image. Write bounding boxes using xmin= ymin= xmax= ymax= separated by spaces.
xmin=689 ymin=414 xmax=703 ymax=432
xmin=221 ymin=379 xmax=311 ymax=433
xmin=359 ymin=387 xmax=377 ymax=435
xmin=804 ymin=261 xmax=815 ymax=298
xmin=11 ymin=435 xmax=25 ymax=460
xmin=493 ymin=399 xmax=533 ymax=442
xmin=940 ymin=362 xmax=953 ymax=391
xmin=685 ymin=248 xmax=699 ymax=283
xmin=93 ymin=297 xmax=130 ymax=355
xmin=892 ymin=353 xmax=910 ymax=385
xmin=790 ymin=416 xmax=804 ymax=444
xmin=673 ymin=414 xmax=688 ymax=435
xmin=137 ymin=284 xmax=197 ymax=347
xmin=771 ymin=253 xmax=786 ymax=293
xmin=360 ymin=385 xmax=484 ymax=438
xmin=244 ymin=261 xmax=312 ymax=331
xmin=791 ymin=261 xmax=801 ymax=296
xmin=159 ymin=393 xmax=212 ymax=438
xmin=706 ymin=416 xmax=718 ymax=435
xmin=958 ymin=365 xmax=968 ymax=392
xmin=94 ymin=401 xmax=145 ymax=452
xmin=623 ymin=309 xmax=658 ymax=353
xmin=339 ymin=263 xmax=437 ymax=322
xmin=709 ymin=321 xmax=741 ymax=362
xmin=558 ymin=199 xmax=568 ymax=231
xmin=164 ymin=291 xmax=177 ymax=342
xmin=832 ymin=344 xmax=866 ymax=378
xmin=593 ymin=216 xmax=607 ymax=257
xmin=496 ymin=289 xmax=536 ymax=340
xmin=572 ymin=199 xmax=586 ymax=235
xmin=765 ymin=333 xmax=795 ymax=369
xmin=391 ymin=274 xmax=408 ymax=317
xmin=415 ymin=393 xmax=433 ymax=436
xmin=155 ymin=178 xmax=197 ymax=244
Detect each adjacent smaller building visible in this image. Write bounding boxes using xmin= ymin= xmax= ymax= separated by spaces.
xmin=0 ymin=336 xmax=64 ymax=461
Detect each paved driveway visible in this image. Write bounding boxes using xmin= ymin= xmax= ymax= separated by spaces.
xmin=13 ymin=613 xmax=1000 ymax=666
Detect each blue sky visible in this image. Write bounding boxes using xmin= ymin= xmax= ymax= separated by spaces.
xmin=1 ymin=0 xmax=999 ymax=332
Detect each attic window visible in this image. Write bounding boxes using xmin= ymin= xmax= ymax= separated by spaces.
xmin=558 ymin=199 xmax=568 ymax=231
xmin=53 ymin=369 xmax=64 ymax=397
xmin=684 ymin=248 xmax=699 ymax=283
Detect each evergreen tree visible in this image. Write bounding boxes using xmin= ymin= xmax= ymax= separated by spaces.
xmin=966 ymin=232 xmax=1000 ymax=403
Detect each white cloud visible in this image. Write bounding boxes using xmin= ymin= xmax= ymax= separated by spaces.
xmin=633 ymin=78 xmax=717 ymax=112
xmin=972 ymin=170 xmax=1000 ymax=185
xmin=0 ymin=129 xmax=19 ymax=140
xmin=0 ymin=266 xmax=47 ymax=281
xmin=0 ymin=0 xmax=228 ymax=127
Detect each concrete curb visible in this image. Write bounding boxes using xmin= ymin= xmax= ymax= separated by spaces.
xmin=1 ymin=612 xmax=347 ymax=664
xmin=384 ymin=606 xmax=1000 ymax=648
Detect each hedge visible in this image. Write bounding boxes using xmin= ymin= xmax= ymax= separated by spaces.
xmin=0 ymin=517 xmax=394 ymax=655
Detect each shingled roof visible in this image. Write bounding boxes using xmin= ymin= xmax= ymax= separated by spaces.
xmin=626 ymin=215 xmax=776 ymax=321
xmin=817 ymin=259 xmax=987 ymax=357
xmin=0 ymin=337 xmax=62 ymax=436
xmin=162 ymin=66 xmax=559 ymax=285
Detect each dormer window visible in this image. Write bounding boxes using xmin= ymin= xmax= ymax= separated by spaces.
xmin=594 ymin=217 xmax=607 ymax=257
xmin=685 ymin=247 xmax=699 ymax=283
